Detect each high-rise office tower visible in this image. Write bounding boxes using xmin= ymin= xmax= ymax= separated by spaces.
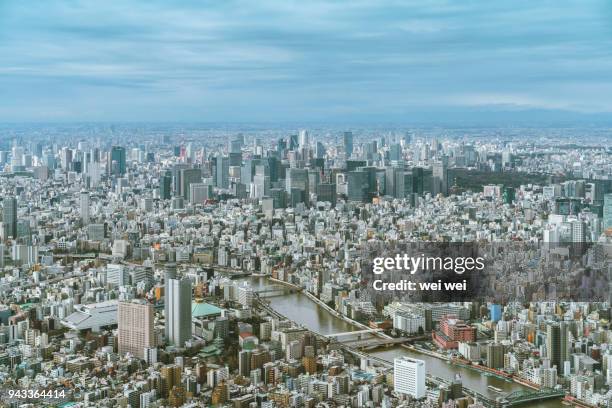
xmin=171 ymin=163 xmax=189 ymax=195
xmin=180 ymin=168 xmax=202 ymax=200
xmin=60 ymin=147 xmax=72 ymax=170
xmin=229 ymin=152 xmax=242 ymax=167
xmin=347 ymin=170 xmax=370 ymax=203
xmin=384 ymin=167 xmax=399 ymax=197
xmin=185 ymin=142 xmax=195 ymax=162
xmin=316 ymin=183 xmax=336 ymax=206
xmin=298 ymin=130 xmax=309 ymax=148
xmin=267 ymin=156 xmax=279 ymax=183
xmin=239 ymin=349 xmax=252 ymax=377
xmin=432 ymin=161 xmax=448 ymax=196
xmin=164 ymin=263 xmax=177 ymax=343
xmin=216 ymin=156 xmax=230 ymax=189
xmin=394 ymin=357 xmax=426 ymax=399
xmin=285 ymin=168 xmax=309 ymax=204
xmin=252 ymin=165 xmax=270 ymax=199
xmin=189 ymin=183 xmax=213 ymax=204
xmin=393 ymin=170 xmax=413 ymax=199
xmin=276 ymin=138 xmax=287 ymax=156
xmin=2 ymin=197 xmax=17 ymax=242
xmin=343 ymin=131 xmax=353 ymax=158
xmin=389 ymin=143 xmax=402 ymax=162
xmin=411 ymin=167 xmax=424 ymax=195
xmin=79 ymin=191 xmax=90 ymax=225
xmin=118 ymin=300 xmax=155 ymax=359
xmin=546 ymin=322 xmax=569 ymax=373
xmin=159 ymin=170 xmax=172 ymax=200
xmin=109 ymin=146 xmax=127 ymax=175
xmin=230 ymin=137 xmax=243 ymax=154
xmin=166 ymin=277 xmax=192 ymax=347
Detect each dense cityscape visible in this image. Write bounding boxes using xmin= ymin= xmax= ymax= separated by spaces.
xmin=0 ymin=125 xmax=610 ymax=408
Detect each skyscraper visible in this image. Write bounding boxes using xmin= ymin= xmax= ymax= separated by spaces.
xmin=189 ymin=183 xmax=213 ymax=204
xmin=109 ymin=146 xmax=127 ymax=175
xmin=164 ymin=263 xmax=177 ymax=344
xmin=432 ymin=161 xmax=448 ymax=196
xmin=166 ymin=277 xmax=192 ymax=347
xmin=171 ymin=163 xmax=189 ymax=196
xmin=216 ymin=156 xmax=230 ymax=189
xmin=60 ymin=147 xmax=72 ymax=170
xmin=2 ymin=197 xmax=17 ymax=242
xmin=343 ymin=131 xmax=353 ymax=158
xmin=159 ymin=170 xmax=172 ymax=200
xmin=252 ymin=165 xmax=270 ymax=199
xmin=546 ymin=322 xmax=569 ymax=373
xmin=180 ymin=168 xmax=202 ymax=200
xmin=285 ymin=168 xmax=309 ymax=204
xmin=392 ymin=169 xmax=414 ymax=199
xmin=118 ymin=300 xmax=155 ymax=359
xmin=316 ymin=183 xmax=336 ymax=206
xmin=389 ymin=143 xmax=401 ymax=162
xmin=298 ymin=129 xmax=309 ymax=148
xmin=79 ymin=191 xmax=90 ymax=225
xmin=394 ymin=357 xmax=425 ymax=399
xmin=239 ymin=349 xmax=251 ymax=377
xmin=411 ymin=167 xmax=424 ymax=195
xmin=347 ymin=170 xmax=370 ymax=203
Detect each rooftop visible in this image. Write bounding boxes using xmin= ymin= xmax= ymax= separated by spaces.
xmin=191 ymin=301 xmax=223 ymax=318
xmin=61 ymin=300 xmax=118 ymax=330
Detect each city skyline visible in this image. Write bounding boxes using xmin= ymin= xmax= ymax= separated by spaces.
xmin=0 ymin=128 xmax=610 ymax=407
xmin=1 ymin=2 xmax=612 ymax=407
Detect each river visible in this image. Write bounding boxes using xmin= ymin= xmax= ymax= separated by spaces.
xmin=245 ymin=277 xmax=562 ymax=408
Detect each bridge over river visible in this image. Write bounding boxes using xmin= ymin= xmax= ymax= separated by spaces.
xmin=246 ymin=276 xmax=564 ymax=408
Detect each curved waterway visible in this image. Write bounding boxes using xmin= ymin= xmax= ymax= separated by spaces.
xmin=245 ymin=277 xmax=562 ymax=408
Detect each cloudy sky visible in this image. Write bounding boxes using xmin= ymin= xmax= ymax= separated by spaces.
xmin=1 ymin=0 xmax=612 ymax=123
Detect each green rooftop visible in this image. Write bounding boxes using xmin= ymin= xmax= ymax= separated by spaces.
xmin=199 ymin=344 xmax=222 ymax=358
xmin=191 ymin=302 xmax=223 ymax=318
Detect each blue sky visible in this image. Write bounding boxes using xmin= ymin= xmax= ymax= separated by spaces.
xmin=1 ymin=0 xmax=612 ymax=123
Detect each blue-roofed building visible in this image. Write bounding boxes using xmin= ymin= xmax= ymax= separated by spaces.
xmin=191 ymin=301 xmax=223 ymax=319
xmin=489 ymin=304 xmax=502 ymax=323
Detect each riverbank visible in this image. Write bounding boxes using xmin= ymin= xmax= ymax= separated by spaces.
xmin=268 ymin=276 xmax=392 ymax=339
xmin=249 ymin=276 xmax=562 ymax=408
xmin=404 ymin=343 xmax=541 ymax=391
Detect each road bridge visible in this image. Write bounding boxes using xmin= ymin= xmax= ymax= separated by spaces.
xmin=325 ymin=328 xmax=382 ymax=339
xmin=254 ymin=287 xmax=302 ymax=296
xmin=496 ymin=389 xmax=565 ymax=407
xmin=340 ymin=335 xmax=429 ymax=349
